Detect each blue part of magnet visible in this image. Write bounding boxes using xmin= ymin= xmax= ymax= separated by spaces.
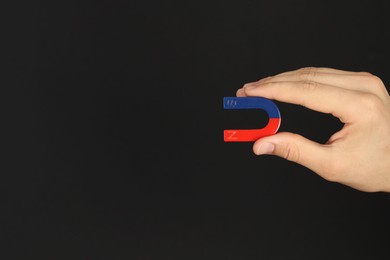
xmin=223 ymin=97 xmax=280 ymax=118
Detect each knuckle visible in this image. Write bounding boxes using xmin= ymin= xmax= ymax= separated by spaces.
xmin=367 ymin=75 xmax=385 ymax=87
xmin=359 ymin=93 xmax=383 ymax=114
xmin=360 ymin=73 xmax=386 ymax=93
xmin=299 ymin=81 xmax=319 ymax=106
xmin=281 ymin=141 xmax=301 ymax=163
xmin=298 ymin=67 xmax=317 ymax=81
xmin=302 ymin=80 xmax=318 ymax=91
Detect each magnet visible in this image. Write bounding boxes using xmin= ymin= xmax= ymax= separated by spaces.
xmin=223 ymin=97 xmax=281 ymax=142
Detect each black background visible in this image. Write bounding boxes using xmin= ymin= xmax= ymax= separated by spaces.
xmin=3 ymin=0 xmax=390 ymax=259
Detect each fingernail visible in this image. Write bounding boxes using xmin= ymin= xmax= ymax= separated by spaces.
xmin=236 ymin=88 xmax=244 ymax=96
xmin=255 ymin=142 xmax=275 ymax=155
xmin=243 ymin=83 xmax=257 ymax=89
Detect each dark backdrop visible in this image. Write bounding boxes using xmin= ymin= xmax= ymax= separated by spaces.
xmin=3 ymin=0 xmax=390 ymax=259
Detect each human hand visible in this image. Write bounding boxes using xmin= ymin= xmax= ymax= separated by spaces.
xmin=236 ymin=67 xmax=390 ymax=192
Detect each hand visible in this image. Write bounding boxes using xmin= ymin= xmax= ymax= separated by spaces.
xmin=236 ymin=67 xmax=390 ymax=192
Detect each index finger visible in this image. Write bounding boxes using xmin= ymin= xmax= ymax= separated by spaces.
xmin=238 ymin=81 xmax=364 ymax=123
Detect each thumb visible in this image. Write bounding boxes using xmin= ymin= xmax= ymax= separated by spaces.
xmin=253 ymin=132 xmax=332 ymax=177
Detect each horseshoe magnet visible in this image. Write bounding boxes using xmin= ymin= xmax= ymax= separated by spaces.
xmin=223 ymin=97 xmax=281 ymax=142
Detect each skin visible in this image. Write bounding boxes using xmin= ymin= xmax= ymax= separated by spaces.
xmin=236 ymin=67 xmax=390 ymax=192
